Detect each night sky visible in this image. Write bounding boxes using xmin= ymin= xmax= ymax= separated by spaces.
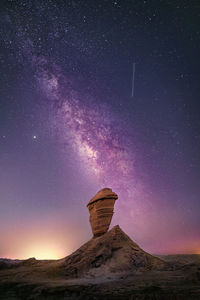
xmin=0 ymin=0 xmax=200 ymax=259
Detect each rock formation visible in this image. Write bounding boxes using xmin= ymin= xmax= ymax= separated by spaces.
xmin=0 ymin=189 xmax=200 ymax=299
xmin=87 ymin=188 xmax=118 ymax=237
xmin=62 ymin=225 xmax=166 ymax=278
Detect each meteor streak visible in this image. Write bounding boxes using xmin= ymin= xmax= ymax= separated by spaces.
xmin=131 ymin=62 xmax=136 ymax=98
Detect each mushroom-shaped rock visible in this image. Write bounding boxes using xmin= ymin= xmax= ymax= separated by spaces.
xmin=87 ymin=188 xmax=118 ymax=237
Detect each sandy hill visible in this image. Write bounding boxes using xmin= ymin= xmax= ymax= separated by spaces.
xmin=61 ymin=225 xmax=166 ymax=278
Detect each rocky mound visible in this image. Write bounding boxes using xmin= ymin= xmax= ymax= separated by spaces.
xmin=61 ymin=225 xmax=166 ymax=278
xmin=0 ymin=226 xmax=199 ymax=299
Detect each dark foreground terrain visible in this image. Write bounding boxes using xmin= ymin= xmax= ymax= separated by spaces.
xmin=0 ymin=226 xmax=200 ymax=299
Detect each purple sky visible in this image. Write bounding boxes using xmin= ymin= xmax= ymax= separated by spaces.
xmin=0 ymin=0 xmax=199 ymax=259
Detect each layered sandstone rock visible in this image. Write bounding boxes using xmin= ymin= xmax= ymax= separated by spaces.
xmin=87 ymin=188 xmax=118 ymax=237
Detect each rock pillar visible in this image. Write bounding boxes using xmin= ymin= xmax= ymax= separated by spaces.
xmin=87 ymin=188 xmax=118 ymax=237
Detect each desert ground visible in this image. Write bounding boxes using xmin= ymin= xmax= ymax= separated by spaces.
xmin=0 ymin=226 xmax=200 ymax=300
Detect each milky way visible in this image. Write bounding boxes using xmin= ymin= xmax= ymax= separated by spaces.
xmin=30 ymin=47 xmax=137 ymax=212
